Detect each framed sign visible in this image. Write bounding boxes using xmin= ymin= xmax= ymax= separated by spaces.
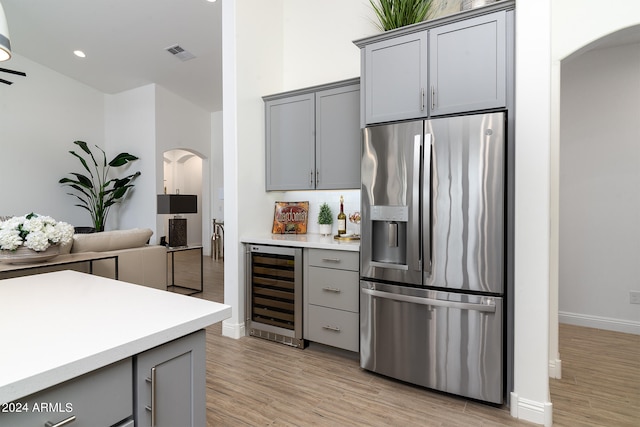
xmin=272 ymin=201 xmax=309 ymax=234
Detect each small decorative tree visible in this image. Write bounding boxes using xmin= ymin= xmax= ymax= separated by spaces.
xmin=318 ymin=203 xmax=333 ymax=236
xmin=59 ymin=140 xmax=141 ymax=232
xmin=318 ymin=203 xmax=333 ymax=225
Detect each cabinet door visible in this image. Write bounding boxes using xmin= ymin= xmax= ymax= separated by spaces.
xmin=364 ymin=31 xmax=428 ymax=124
xmin=265 ymin=93 xmax=315 ymax=190
xmin=429 ymin=11 xmax=506 ymax=116
xmin=135 ymin=330 xmax=206 ymax=427
xmin=315 ymin=84 xmax=361 ymax=190
xmin=0 ymin=359 xmax=132 ymax=427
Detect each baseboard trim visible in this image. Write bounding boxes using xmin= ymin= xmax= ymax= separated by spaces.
xmin=559 ymin=311 xmax=640 ymax=335
xmin=548 ymin=358 xmax=562 ymax=379
xmin=222 ymin=320 xmax=245 ymax=339
xmin=510 ymin=392 xmax=553 ymax=426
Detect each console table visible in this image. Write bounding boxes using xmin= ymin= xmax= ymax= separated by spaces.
xmin=0 ymin=252 xmax=119 ymax=280
xmin=166 ymin=245 xmax=203 ymax=295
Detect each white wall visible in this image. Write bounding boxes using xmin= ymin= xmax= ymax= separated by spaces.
xmin=222 ymin=0 xmax=376 ymax=337
xmin=105 ymin=85 xmax=157 ymax=234
xmin=0 ymin=54 xmax=105 ymax=225
xmin=211 ymin=111 xmax=224 ymax=223
xmin=548 ymin=0 xmax=640 ymax=388
xmin=559 ymin=42 xmax=640 ymax=333
xmin=281 ymin=0 xmax=374 ymax=89
xmin=156 ymin=85 xmax=211 ymax=250
xmin=511 ymin=1 xmax=553 ymax=424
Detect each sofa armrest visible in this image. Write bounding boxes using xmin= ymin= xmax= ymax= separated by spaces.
xmin=92 ymin=245 xmax=167 ymax=290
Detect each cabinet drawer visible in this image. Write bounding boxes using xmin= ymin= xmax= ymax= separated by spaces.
xmin=0 ymin=358 xmax=132 ymax=427
xmin=308 ymin=266 xmax=359 ymax=312
xmin=307 ymin=305 xmax=359 ymax=352
xmin=308 ymin=249 xmax=359 ymax=271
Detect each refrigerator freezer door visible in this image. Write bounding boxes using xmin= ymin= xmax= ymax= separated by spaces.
xmin=425 ymin=112 xmax=505 ymax=294
xmin=360 ymin=280 xmax=504 ymax=404
xmin=361 ymin=121 xmax=423 ymax=286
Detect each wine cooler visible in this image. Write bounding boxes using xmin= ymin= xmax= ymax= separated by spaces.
xmin=246 ymin=244 xmax=304 ymax=348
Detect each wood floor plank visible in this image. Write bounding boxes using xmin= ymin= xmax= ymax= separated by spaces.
xmin=173 ymin=253 xmax=639 ymax=426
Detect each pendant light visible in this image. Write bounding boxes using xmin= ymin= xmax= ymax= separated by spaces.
xmin=0 ymin=1 xmax=11 ymax=61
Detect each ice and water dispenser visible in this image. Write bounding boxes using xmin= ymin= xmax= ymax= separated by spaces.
xmin=369 ymin=205 xmax=409 ymax=269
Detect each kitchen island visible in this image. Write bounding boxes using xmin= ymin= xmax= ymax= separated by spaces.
xmin=0 ymin=270 xmax=231 ymax=426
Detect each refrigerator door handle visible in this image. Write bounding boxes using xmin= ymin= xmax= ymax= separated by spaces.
xmin=410 ymin=134 xmax=422 ymax=272
xmin=423 ymin=133 xmax=432 ymax=274
xmin=361 ymin=287 xmax=496 ymax=313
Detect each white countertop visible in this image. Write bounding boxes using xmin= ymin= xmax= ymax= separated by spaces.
xmin=241 ymin=233 xmax=360 ymax=251
xmin=0 ymin=270 xmax=231 ymax=404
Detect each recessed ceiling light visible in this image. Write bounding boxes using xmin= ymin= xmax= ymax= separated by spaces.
xmin=73 ymin=50 xmax=86 ymax=58
xmin=207 ymin=0 xmax=216 ymax=3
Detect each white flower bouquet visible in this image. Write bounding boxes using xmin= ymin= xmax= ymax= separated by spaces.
xmin=0 ymin=213 xmax=74 ymax=252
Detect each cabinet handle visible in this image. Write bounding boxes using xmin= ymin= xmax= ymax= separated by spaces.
xmin=310 ymin=170 xmax=314 ymax=187
xmin=431 ymin=85 xmax=436 ymax=110
xmin=316 ymin=170 xmax=319 ymax=187
xmin=421 ymin=88 xmax=425 ymax=111
xmin=322 ymin=325 xmax=341 ymax=332
xmin=45 ymin=416 xmax=77 ymax=427
xmin=151 ymin=366 xmax=157 ymax=427
xmin=321 ymin=258 xmax=341 ymax=263
xmin=322 ymin=287 xmax=341 ymax=293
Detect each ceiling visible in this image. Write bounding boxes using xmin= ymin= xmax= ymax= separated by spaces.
xmin=2 ymin=0 xmax=223 ymax=112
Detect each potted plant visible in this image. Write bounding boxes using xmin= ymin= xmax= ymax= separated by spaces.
xmin=318 ymin=203 xmax=333 ymax=236
xmin=59 ymin=140 xmax=141 ymax=232
xmin=369 ymin=0 xmax=434 ymax=31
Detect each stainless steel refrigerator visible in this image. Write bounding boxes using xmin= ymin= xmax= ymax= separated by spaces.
xmin=360 ymin=111 xmax=506 ymax=404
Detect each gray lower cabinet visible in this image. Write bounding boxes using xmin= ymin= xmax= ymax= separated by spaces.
xmin=135 ymin=330 xmax=206 ymax=427
xmin=429 ymin=11 xmax=507 ymax=116
xmin=304 ymin=249 xmax=360 ymax=352
xmin=358 ymin=8 xmax=511 ymax=125
xmin=0 ymin=358 xmax=133 ymax=427
xmin=264 ymin=78 xmax=360 ymax=191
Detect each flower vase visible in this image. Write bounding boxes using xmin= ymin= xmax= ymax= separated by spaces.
xmin=0 ymin=244 xmax=61 ymax=264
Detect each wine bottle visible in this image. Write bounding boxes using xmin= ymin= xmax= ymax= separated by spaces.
xmin=337 ymin=195 xmax=347 ymax=235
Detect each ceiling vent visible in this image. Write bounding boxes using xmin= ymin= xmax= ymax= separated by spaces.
xmin=165 ymin=44 xmax=196 ymax=62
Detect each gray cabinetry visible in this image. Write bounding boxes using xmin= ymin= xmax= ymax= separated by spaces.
xmin=315 ymin=83 xmax=361 ymax=190
xmin=304 ymin=249 xmax=360 ymax=352
xmin=134 ymin=330 xmax=206 ymax=427
xmin=264 ymin=79 xmax=360 ymax=191
xmin=357 ymin=6 xmax=511 ymax=125
xmin=265 ymin=93 xmax=315 ymax=191
xmin=363 ymin=32 xmax=428 ymax=124
xmin=0 ymin=359 xmax=132 ymax=427
xmin=429 ymin=11 xmax=506 ymax=116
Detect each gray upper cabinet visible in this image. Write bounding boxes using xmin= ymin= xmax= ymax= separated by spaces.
xmin=315 ymin=83 xmax=361 ymax=190
xmin=429 ymin=11 xmax=506 ymax=116
xmin=363 ymin=32 xmax=428 ymax=124
xmin=265 ymin=93 xmax=316 ymax=191
xmin=356 ymin=5 xmax=512 ymax=125
xmin=264 ymin=79 xmax=360 ymax=191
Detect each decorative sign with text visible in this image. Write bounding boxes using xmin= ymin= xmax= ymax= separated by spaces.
xmin=272 ymin=201 xmax=309 ymax=234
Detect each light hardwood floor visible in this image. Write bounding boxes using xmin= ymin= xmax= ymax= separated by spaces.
xmin=169 ymin=251 xmax=640 ymax=426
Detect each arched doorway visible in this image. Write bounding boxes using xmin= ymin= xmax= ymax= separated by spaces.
xmin=558 ymin=26 xmax=640 ymax=335
xmin=161 ymin=149 xmax=204 ymax=247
